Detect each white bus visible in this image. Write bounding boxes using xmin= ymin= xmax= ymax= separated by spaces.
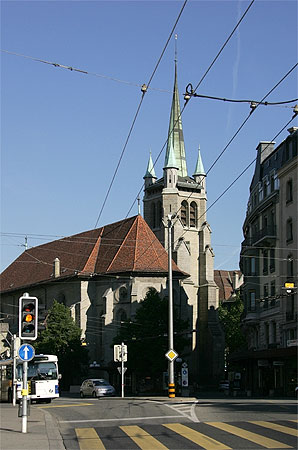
xmin=0 ymin=354 xmax=60 ymax=403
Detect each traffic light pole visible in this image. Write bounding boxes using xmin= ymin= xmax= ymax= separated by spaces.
xmin=167 ymin=215 xmax=175 ymax=398
xmin=22 ymin=360 xmax=28 ymax=433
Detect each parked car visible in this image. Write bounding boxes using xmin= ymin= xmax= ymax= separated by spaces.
xmin=80 ymin=379 xmax=116 ymax=398
xmin=219 ymin=380 xmax=230 ymax=391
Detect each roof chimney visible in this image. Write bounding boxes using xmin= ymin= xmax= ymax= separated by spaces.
xmin=54 ymin=258 xmax=60 ymax=278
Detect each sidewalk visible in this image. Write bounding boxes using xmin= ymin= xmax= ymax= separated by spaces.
xmin=0 ymin=403 xmax=64 ymax=450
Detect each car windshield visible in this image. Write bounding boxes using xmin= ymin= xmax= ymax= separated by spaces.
xmin=93 ymin=380 xmax=109 ymax=386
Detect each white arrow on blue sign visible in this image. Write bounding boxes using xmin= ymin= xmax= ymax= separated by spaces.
xmin=18 ymin=344 xmax=35 ymax=361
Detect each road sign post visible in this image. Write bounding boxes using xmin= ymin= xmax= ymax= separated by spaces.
xmin=18 ymin=343 xmax=35 ymax=433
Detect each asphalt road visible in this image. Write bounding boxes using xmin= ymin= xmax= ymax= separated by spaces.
xmin=38 ymin=396 xmax=298 ymax=449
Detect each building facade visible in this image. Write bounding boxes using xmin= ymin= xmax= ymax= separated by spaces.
xmin=235 ymin=127 xmax=297 ymax=396
xmin=143 ymin=61 xmax=224 ymax=386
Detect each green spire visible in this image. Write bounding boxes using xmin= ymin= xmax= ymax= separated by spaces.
xmin=144 ymin=151 xmax=156 ymax=178
xmin=164 ymin=140 xmax=178 ymax=169
xmin=164 ymin=61 xmax=188 ymax=177
xmin=193 ymin=145 xmax=206 ymax=176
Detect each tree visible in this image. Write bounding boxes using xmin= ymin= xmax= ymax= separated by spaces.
xmin=34 ymin=300 xmax=89 ymax=389
xmin=113 ymin=289 xmax=189 ymax=380
xmin=218 ymin=293 xmax=247 ymax=356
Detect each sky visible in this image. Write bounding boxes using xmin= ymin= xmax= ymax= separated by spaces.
xmin=1 ymin=0 xmax=297 ymax=273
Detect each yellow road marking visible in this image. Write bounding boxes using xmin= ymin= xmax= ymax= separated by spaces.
xmin=250 ymin=420 xmax=298 ymax=437
xmin=120 ymin=425 xmax=168 ymax=449
xmin=76 ymin=428 xmax=105 ymax=449
xmin=38 ymin=402 xmax=93 ymax=408
xmin=207 ymin=422 xmax=291 ymax=448
xmin=163 ymin=423 xmax=231 ymax=450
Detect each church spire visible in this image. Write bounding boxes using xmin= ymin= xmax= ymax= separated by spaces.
xmin=164 ymin=38 xmax=188 ymax=177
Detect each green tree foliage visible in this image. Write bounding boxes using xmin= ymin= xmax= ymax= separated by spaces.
xmin=34 ymin=300 xmax=89 ymax=389
xmin=113 ymin=288 xmax=189 ymax=378
xmin=218 ymin=293 xmax=247 ymax=355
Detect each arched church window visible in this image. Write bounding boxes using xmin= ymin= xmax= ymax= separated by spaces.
xmin=190 ymin=202 xmax=197 ymax=228
xmin=151 ymin=203 xmax=156 ymax=228
xmin=181 ymin=201 xmax=189 ymax=227
xmin=119 ymin=286 xmax=128 ymax=302
xmin=156 ymin=201 xmax=162 ymax=227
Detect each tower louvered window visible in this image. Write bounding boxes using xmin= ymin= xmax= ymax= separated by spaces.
xmin=181 ymin=201 xmax=188 ymax=226
xmin=190 ymin=202 xmax=197 ymax=228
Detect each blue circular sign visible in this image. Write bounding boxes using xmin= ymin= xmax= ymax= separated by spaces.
xmin=18 ymin=344 xmax=35 ymax=361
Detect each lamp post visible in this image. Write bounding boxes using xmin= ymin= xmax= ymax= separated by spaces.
xmin=166 ymin=214 xmax=178 ymax=398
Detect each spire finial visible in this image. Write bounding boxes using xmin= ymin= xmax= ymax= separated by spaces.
xmin=175 ymin=34 xmax=178 ymax=63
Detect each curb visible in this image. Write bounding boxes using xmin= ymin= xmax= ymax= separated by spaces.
xmin=43 ymin=409 xmax=65 ymax=450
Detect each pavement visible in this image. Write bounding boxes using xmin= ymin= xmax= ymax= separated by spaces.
xmin=0 ymin=402 xmax=64 ymax=450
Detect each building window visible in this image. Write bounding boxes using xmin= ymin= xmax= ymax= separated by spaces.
xmin=151 ymin=203 xmax=156 ymax=228
xmin=286 ymin=218 xmax=293 ymax=243
xmin=264 ymin=284 xmax=269 ymax=308
xmin=286 ymin=179 xmax=293 ymax=203
xmin=272 ymin=322 xmax=277 ymax=344
xmin=271 ymin=281 xmax=276 ymax=306
xmin=251 ymin=257 xmax=256 ymax=276
xmin=249 ymin=291 xmax=256 ymax=311
xmin=119 ymin=287 xmax=128 ymax=302
xmin=157 ymin=201 xmax=163 ymax=227
xmin=181 ymin=201 xmax=189 ymax=227
xmin=287 ymin=255 xmax=294 ymax=278
xmin=263 ymin=249 xmax=268 ymax=274
xmin=189 ymin=202 xmax=197 ymax=228
xmin=270 ymin=248 xmax=275 ymax=272
xmin=265 ymin=323 xmax=269 ymax=346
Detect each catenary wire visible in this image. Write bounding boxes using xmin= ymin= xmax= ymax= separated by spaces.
xmin=93 ymin=0 xmax=188 ymax=229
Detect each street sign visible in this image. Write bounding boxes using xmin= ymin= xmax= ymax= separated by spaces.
xmin=18 ymin=344 xmax=35 ymax=362
xmin=181 ymin=367 xmax=188 ymax=387
xmin=165 ymin=349 xmax=178 ymax=362
xmin=117 ymin=366 xmax=127 ymax=374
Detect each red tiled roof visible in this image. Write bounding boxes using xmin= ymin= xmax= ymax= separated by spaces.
xmin=0 ymin=215 xmax=186 ymax=293
xmin=214 ymin=269 xmax=242 ymax=301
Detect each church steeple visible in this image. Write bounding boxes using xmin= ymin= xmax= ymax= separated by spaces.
xmin=164 ymin=55 xmax=188 ymax=177
xmin=143 ymin=151 xmax=157 ymax=188
xmin=193 ymin=145 xmax=206 ymax=188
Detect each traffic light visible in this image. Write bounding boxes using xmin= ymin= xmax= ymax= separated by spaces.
xmin=19 ymin=296 xmax=38 ymax=340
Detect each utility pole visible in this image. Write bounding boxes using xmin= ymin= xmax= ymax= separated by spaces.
xmin=166 ymin=214 xmax=178 ymax=398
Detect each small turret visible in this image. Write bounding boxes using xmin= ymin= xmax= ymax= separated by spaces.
xmin=143 ymin=151 xmax=157 ymax=188
xmin=164 ymin=141 xmax=178 ymax=189
xmin=193 ymin=145 xmax=206 ymax=190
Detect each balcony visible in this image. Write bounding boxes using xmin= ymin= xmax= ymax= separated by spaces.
xmin=252 ymin=224 xmax=277 ymax=246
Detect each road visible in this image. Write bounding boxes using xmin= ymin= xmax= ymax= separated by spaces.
xmin=38 ymin=396 xmax=297 ymax=449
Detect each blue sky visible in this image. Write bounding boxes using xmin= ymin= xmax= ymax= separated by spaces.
xmin=1 ymin=0 xmax=297 ymax=272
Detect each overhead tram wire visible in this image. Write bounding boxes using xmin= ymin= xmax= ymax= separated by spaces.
xmin=129 ymin=113 xmax=298 ymax=270
xmin=169 ymin=62 xmax=298 ymax=220
xmin=125 ymin=0 xmax=256 ymax=218
xmin=2 ymin=49 xmax=295 ymax=108
xmin=93 ymin=0 xmax=188 ymax=229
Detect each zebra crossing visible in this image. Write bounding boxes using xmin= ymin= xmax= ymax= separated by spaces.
xmin=72 ymin=419 xmax=297 ymax=449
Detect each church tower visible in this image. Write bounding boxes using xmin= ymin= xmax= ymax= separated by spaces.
xmin=143 ymin=58 xmax=223 ymax=386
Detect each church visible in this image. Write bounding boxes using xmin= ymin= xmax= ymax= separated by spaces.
xmin=0 ymin=61 xmax=224 ymax=391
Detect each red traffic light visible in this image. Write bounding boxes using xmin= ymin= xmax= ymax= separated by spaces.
xmin=19 ymin=296 xmax=38 ymax=340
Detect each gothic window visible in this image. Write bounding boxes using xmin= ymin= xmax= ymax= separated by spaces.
xmin=181 ymin=201 xmax=189 ymax=227
xmin=157 ymin=201 xmax=162 ymax=227
xmin=189 ymin=202 xmax=197 ymax=228
xmin=151 ymin=203 xmax=156 ymax=228
xmin=286 ymin=218 xmax=293 ymax=242
xmin=119 ymin=286 xmax=128 ymax=302
xmin=286 ymin=179 xmax=293 ymax=203
xmin=116 ymin=309 xmax=127 ymax=324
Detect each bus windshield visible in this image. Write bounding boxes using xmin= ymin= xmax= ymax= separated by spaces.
xmin=17 ymin=361 xmax=58 ymax=381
